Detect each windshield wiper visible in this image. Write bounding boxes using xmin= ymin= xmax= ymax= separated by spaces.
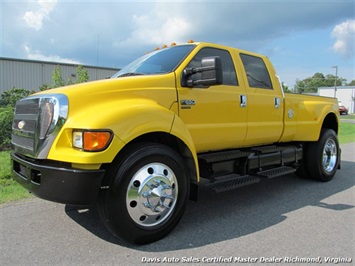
xmin=116 ymin=72 xmax=145 ymax=78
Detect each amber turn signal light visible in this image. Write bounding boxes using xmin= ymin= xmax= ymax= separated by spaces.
xmin=73 ymin=130 xmax=112 ymax=152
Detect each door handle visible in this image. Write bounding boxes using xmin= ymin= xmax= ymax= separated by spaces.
xmin=240 ymin=95 xmax=247 ymax=108
xmin=275 ymin=97 xmax=281 ymax=109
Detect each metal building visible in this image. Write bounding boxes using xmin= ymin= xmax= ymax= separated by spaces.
xmin=0 ymin=57 xmax=120 ymax=94
xmin=318 ymin=86 xmax=355 ymax=114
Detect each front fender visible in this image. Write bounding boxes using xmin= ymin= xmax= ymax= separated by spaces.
xmin=170 ymin=115 xmax=200 ymax=182
xmin=48 ymin=99 xmax=175 ymax=164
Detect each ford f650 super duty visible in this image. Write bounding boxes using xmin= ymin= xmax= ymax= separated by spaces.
xmin=11 ymin=42 xmax=340 ymax=244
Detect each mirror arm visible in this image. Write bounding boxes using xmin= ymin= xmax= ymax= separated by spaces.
xmin=187 ymin=79 xmax=216 ymax=87
xmin=184 ymin=66 xmax=216 ymax=76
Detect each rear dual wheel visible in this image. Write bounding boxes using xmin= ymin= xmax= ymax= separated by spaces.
xmin=98 ymin=143 xmax=189 ymax=244
xmin=298 ymin=129 xmax=340 ymax=181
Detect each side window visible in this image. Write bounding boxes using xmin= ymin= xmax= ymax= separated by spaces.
xmin=240 ymin=54 xmax=273 ymax=89
xmin=186 ymin=48 xmax=238 ymax=86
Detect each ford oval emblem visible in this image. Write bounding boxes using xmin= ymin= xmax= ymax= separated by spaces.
xmin=18 ymin=120 xmax=26 ymax=130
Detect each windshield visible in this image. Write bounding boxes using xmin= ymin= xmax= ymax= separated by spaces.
xmin=112 ymin=44 xmax=196 ymax=78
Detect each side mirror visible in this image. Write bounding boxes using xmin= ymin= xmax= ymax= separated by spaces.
xmin=183 ymin=56 xmax=223 ymax=87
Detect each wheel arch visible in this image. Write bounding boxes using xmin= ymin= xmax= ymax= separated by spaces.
xmin=104 ymin=131 xmax=199 ymax=201
xmin=321 ymin=112 xmax=339 ymax=135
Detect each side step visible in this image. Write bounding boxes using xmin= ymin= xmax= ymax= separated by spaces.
xmin=251 ymin=145 xmax=293 ymax=154
xmin=198 ymin=150 xmax=250 ymax=163
xmin=205 ymin=174 xmax=260 ymax=193
xmin=257 ymin=166 xmax=296 ymax=179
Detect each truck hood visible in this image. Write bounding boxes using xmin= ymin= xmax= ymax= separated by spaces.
xmin=34 ymin=72 xmax=178 ymax=115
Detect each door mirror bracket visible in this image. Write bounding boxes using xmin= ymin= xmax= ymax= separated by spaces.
xmin=183 ymin=56 xmax=223 ymax=88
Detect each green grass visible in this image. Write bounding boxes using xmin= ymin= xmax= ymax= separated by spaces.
xmin=339 ymin=122 xmax=355 ymax=144
xmin=0 ymin=151 xmax=33 ymax=204
xmin=0 ymin=122 xmax=354 ymax=204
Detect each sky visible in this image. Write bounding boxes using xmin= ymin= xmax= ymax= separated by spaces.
xmin=1 ymin=0 xmax=354 ymax=89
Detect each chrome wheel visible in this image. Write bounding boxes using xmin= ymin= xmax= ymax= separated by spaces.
xmin=126 ymin=163 xmax=178 ymax=227
xmin=305 ymin=129 xmax=339 ymax=181
xmin=322 ymin=138 xmax=337 ymax=173
xmin=98 ymin=143 xmax=189 ymax=244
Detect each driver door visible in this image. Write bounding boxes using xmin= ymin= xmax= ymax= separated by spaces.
xmin=177 ymin=47 xmax=247 ymax=152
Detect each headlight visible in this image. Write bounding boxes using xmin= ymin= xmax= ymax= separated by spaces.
xmin=73 ymin=131 xmax=84 ymax=149
xmin=72 ymin=130 xmax=113 ymax=152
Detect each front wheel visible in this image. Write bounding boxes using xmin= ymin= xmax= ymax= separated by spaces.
xmin=305 ymin=129 xmax=340 ymax=181
xmin=98 ymin=143 xmax=189 ymax=244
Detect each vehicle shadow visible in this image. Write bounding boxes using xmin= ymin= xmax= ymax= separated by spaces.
xmin=65 ymin=159 xmax=354 ymax=251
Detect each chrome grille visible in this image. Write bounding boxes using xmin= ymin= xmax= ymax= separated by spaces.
xmin=11 ymin=94 xmax=68 ymax=159
xmin=11 ymin=98 xmax=39 ymax=155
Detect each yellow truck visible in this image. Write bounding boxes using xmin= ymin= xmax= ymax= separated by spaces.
xmin=11 ymin=42 xmax=340 ymax=244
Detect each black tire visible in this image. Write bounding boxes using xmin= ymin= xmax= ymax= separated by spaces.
xmin=98 ymin=143 xmax=189 ymax=244
xmin=305 ymin=129 xmax=340 ymax=182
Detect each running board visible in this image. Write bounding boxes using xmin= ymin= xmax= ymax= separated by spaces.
xmin=205 ymin=174 xmax=260 ymax=193
xmin=256 ymin=166 xmax=296 ymax=179
xmin=198 ymin=150 xmax=250 ymax=163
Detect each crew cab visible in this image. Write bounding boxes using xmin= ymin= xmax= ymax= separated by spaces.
xmin=11 ymin=42 xmax=340 ymax=244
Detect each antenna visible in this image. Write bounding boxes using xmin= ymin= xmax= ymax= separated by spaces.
xmin=96 ymin=34 xmax=100 ymax=79
xmin=96 ymin=34 xmax=100 ymax=66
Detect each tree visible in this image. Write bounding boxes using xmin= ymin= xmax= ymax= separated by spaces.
xmin=0 ymin=88 xmax=34 ymax=149
xmin=76 ymin=65 xmax=89 ymax=84
xmin=282 ymin=82 xmax=292 ymax=93
xmin=52 ymin=66 xmax=65 ymax=88
xmin=0 ymin=88 xmax=34 ymax=107
xmin=39 ymin=84 xmax=51 ymax=91
xmin=347 ymin=80 xmax=355 ymax=86
xmin=51 ymin=65 xmax=89 ymax=89
xmin=294 ymin=72 xmax=346 ymax=94
xmin=294 ymin=79 xmax=307 ymax=93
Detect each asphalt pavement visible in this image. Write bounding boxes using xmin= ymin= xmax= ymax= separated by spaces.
xmin=1 ymin=143 xmax=354 ymax=266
